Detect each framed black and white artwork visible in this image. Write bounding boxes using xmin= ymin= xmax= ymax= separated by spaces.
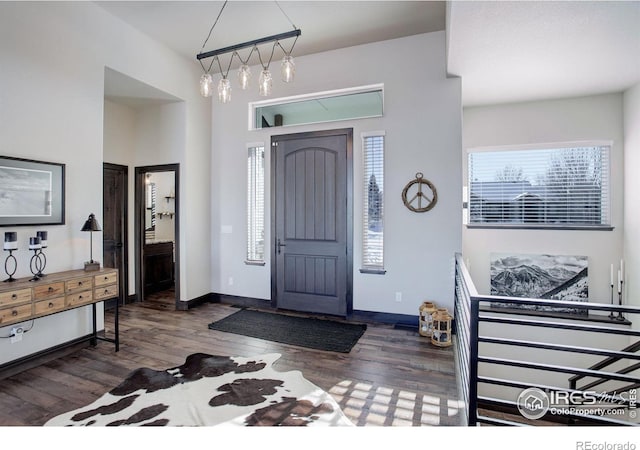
xmin=490 ymin=252 xmax=588 ymax=314
xmin=0 ymin=156 xmax=65 ymax=226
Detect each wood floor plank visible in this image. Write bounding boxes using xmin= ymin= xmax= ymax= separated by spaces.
xmin=0 ymin=291 xmax=463 ymax=426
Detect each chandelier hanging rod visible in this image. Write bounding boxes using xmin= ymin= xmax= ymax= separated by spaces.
xmin=196 ymin=29 xmax=301 ymax=61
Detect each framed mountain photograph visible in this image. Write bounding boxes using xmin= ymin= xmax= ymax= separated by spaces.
xmin=490 ymin=253 xmax=588 ymax=315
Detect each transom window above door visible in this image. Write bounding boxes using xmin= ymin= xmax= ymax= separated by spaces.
xmin=249 ymin=84 xmax=383 ymax=130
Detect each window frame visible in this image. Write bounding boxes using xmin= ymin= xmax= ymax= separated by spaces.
xmin=360 ymin=131 xmax=386 ymax=274
xmin=246 ymin=142 xmax=266 ymax=265
xmin=465 ymin=141 xmax=613 ymax=230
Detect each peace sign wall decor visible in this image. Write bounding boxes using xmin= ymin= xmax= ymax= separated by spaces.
xmin=401 ymin=172 xmax=438 ymax=213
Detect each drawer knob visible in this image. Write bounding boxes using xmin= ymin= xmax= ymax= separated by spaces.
xmin=48 ymin=302 xmax=54 ymax=308
xmin=79 ymin=295 xmax=83 ymax=299
xmin=48 ymin=287 xmax=54 ymax=292
xmin=11 ymin=294 xmax=17 ymax=299
xmin=104 ymin=289 xmax=109 ymax=294
xmin=12 ymin=310 xmax=18 ymax=316
xmin=104 ymin=276 xmax=109 ymax=280
xmin=78 ymin=281 xmax=83 ymax=285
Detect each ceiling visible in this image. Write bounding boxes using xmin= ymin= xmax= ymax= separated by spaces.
xmin=96 ymin=1 xmax=445 ymax=64
xmin=447 ymin=1 xmax=640 ymax=107
xmin=96 ymin=1 xmax=640 ymax=107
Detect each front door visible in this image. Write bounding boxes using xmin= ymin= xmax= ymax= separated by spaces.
xmin=272 ymin=129 xmax=353 ymax=316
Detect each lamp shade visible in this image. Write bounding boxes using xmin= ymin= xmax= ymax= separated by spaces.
xmin=81 ymin=213 xmax=101 ymax=232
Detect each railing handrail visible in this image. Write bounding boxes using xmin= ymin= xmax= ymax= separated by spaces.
xmin=479 ymin=356 xmax=640 ymax=384
xmin=479 ymin=315 xmax=640 ymax=337
xmin=480 ymin=336 xmax=640 ymax=361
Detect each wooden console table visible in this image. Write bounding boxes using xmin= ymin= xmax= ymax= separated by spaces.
xmin=0 ymin=268 xmax=119 ymax=352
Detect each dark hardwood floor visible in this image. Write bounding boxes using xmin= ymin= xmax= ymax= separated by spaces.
xmin=0 ymin=290 xmax=463 ymax=427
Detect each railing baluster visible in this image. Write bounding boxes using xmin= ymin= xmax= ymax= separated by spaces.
xmin=468 ymin=283 xmax=480 ymax=426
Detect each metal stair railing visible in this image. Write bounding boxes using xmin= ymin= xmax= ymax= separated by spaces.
xmin=453 ymin=253 xmax=640 ymax=426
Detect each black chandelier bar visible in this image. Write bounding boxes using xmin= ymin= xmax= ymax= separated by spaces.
xmin=196 ymin=29 xmax=301 ymax=61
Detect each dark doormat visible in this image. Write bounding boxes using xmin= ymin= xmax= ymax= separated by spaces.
xmin=208 ymin=309 xmax=367 ymax=353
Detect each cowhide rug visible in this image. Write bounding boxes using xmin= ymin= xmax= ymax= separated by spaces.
xmin=45 ymin=353 xmax=354 ymax=427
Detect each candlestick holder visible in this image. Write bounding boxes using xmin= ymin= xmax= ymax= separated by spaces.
xmin=616 ymin=281 xmax=625 ymax=321
xmin=609 ymin=283 xmax=616 ymax=320
xmin=35 ymin=248 xmax=47 ymax=278
xmin=28 ymin=236 xmax=43 ymax=282
xmin=3 ymin=249 xmax=17 ymax=282
xmin=35 ymin=231 xmax=48 ymax=277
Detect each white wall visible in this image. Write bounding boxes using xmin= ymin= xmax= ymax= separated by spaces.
xmin=103 ymin=99 xmax=137 ymax=295
xmin=623 ymin=83 xmax=640 ymax=331
xmin=462 ymin=93 xmax=633 ymax=401
xmin=0 ymin=2 xmax=210 ymax=364
xmin=463 ymin=93 xmax=625 ymax=304
xmin=210 ymin=32 xmax=462 ymax=315
xmin=103 ymin=100 xmax=183 ymax=295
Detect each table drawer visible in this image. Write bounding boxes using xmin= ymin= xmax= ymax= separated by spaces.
xmin=0 ymin=288 xmax=32 ymax=308
xmin=0 ymin=303 xmax=32 ymax=325
xmin=66 ymin=290 xmax=94 ymax=307
xmin=94 ymin=284 xmax=118 ymax=301
xmin=34 ymin=282 xmax=65 ymax=300
xmin=34 ymin=297 xmax=66 ymax=315
xmin=94 ymin=272 xmax=117 ymax=287
xmin=66 ymin=277 xmax=93 ymax=293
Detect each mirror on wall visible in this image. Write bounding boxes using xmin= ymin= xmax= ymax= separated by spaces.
xmin=145 ymin=176 xmax=156 ymax=241
xmin=144 ymin=171 xmax=176 ymax=244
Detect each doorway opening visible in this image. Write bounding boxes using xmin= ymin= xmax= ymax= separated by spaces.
xmin=103 ymin=163 xmax=128 ymax=305
xmin=135 ymin=164 xmax=180 ymax=309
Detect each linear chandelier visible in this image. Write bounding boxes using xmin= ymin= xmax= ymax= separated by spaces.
xmin=196 ymin=1 xmax=301 ymax=103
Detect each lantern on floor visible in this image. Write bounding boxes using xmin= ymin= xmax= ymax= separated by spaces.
xmin=419 ymin=301 xmax=437 ymax=337
xmin=431 ymin=308 xmax=452 ymax=347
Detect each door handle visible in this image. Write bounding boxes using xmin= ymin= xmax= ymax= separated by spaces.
xmin=277 ymin=238 xmax=286 ymax=255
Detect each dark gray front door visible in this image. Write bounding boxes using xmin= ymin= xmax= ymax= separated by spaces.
xmin=272 ymin=129 xmax=353 ymax=316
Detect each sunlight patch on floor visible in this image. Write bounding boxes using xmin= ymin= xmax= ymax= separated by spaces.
xmin=328 ymin=379 xmax=460 ymax=426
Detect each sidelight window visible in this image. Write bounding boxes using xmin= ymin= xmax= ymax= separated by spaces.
xmin=247 ymin=144 xmax=265 ymax=264
xmin=361 ymin=131 xmax=385 ymax=273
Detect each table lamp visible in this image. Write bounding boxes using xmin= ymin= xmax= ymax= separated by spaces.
xmin=81 ymin=213 xmax=101 ymax=271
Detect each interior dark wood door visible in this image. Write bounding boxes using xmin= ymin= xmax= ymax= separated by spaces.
xmin=272 ymin=130 xmax=352 ymax=316
xmin=103 ymin=163 xmax=128 ymax=303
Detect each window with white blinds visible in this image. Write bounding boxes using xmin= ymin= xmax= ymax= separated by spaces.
xmin=362 ymin=132 xmax=385 ymax=271
xmin=467 ymin=144 xmax=611 ymax=228
xmin=247 ymin=145 xmax=265 ymax=263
